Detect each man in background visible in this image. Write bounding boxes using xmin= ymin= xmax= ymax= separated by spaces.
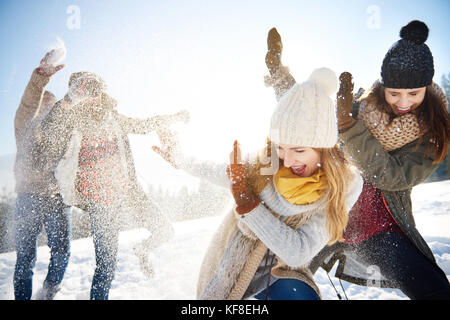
xmin=13 ymin=50 xmax=71 ymax=300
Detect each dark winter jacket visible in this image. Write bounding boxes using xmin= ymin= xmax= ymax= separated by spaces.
xmin=309 ymin=119 xmax=445 ymax=287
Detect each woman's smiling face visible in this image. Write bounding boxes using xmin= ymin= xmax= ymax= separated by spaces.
xmin=276 ymin=144 xmax=321 ymax=177
xmin=384 ymin=87 xmax=426 ymax=115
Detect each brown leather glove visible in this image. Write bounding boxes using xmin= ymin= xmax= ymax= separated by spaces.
xmin=265 ymin=28 xmax=283 ymax=76
xmin=226 ymin=141 xmax=260 ymax=215
xmin=264 ymin=27 xmax=296 ymax=101
xmin=337 ymin=72 xmax=357 ymax=133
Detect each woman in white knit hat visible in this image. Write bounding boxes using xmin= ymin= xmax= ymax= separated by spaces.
xmin=152 ymin=62 xmax=363 ymax=298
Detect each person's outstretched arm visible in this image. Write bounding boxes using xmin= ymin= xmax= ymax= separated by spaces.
xmin=116 ymin=109 xmax=189 ymax=135
xmin=14 ymin=51 xmax=64 ymax=141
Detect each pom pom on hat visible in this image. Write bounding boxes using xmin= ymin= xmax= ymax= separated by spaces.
xmin=400 ymin=20 xmax=429 ymax=45
xmin=381 ymin=20 xmax=434 ymax=88
xmin=308 ymin=67 xmax=338 ymax=97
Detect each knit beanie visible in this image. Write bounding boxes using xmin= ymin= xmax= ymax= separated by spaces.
xmin=68 ymin=72 xmax=107 ymax=97
xmin=269 ymin=67 xmax=338 ymax=148
xmin=381 ymin=20 xmax=434 ymax=89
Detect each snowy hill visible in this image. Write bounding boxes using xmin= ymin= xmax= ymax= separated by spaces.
xmin=0 ymin=180 xmax=449 ymax=300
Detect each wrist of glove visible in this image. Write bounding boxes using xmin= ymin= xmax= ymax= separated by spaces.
xmin=226 ymin=164 xmax=261 ymax=215
xmin=337 ymin=109 xmax=357 ymax=133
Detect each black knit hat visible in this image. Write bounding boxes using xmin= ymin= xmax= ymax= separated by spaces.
xmin=381 ymin=20 xmax=434 ymax=89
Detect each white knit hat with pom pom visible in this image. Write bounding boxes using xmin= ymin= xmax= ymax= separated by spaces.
xmin=269 ymin=67 xmax=338 ymax=148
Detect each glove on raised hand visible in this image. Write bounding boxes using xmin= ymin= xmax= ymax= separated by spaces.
xmin=337 ymin=72 xmax=357 ymax=133
xmin=264 ymin=27 xmax=296 ymax=101
xmin=226 ymin=141 xmax=260 ymax=215
xmin=265 ymin=27 xmax=283 ymax=76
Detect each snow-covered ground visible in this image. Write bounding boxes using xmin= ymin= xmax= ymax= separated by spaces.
xmin=0 ymin=180 xmax=449 ymax=300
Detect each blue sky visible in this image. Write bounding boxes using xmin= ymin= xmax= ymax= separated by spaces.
xmin=1 ymin=0 xmax=449 ymax=188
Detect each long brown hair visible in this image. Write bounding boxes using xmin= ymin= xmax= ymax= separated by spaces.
xmin=359 ymin=81 xmax=450 ymax=163
xmin=247 ymin=139 xmax=352 ymax=245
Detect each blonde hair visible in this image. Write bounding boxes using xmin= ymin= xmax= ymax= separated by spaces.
xmin=247 ymin=139 xmax=351 ymax=245
xmin=319 ymin=147 xmax=351 ymax=244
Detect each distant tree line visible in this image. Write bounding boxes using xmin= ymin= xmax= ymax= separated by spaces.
xmin=0 ymin=179 xmax=232 ymax=253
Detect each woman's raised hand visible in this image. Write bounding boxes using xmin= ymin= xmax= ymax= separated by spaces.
xmin=152 ymin=128 xmax=180 ymax=169
xmin=265 ymin=27 xmax=283 ymax=76
xmin=36 ymin=50 xmax=65 ymax=77
xmin=264 ymin=27 xmax=297 ymax=101
xmin=226 ymin=141 xmax=260 ymax=215
xmin=337 ymin=72 xmax=357 ymax=133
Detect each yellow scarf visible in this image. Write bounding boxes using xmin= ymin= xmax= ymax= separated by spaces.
xmin=273 ymin=166 xmax=328 ymax=205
